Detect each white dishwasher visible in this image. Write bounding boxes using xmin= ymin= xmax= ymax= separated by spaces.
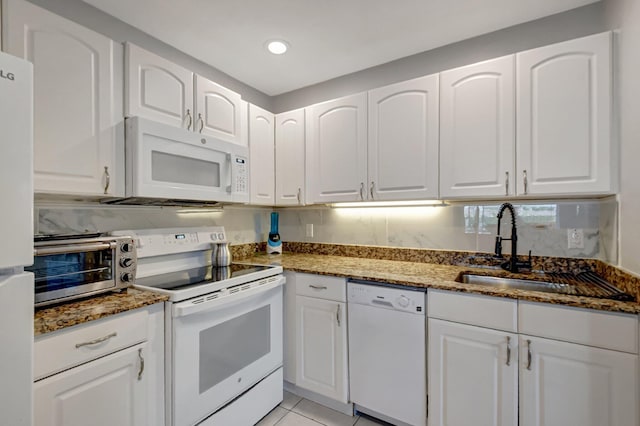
xmin=348 ymin=280 xmax=427 ymax=426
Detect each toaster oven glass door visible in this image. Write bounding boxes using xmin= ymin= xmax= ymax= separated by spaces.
xmin=29 ymin=245 xmax=116 ymax=304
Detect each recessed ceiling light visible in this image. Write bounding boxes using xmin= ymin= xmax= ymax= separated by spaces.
xmin=266 ymin=40 xmax=289 ymax=55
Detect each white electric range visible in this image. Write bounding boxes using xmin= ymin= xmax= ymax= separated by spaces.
xmin=111 ymin=227 xmax=284 ymax=426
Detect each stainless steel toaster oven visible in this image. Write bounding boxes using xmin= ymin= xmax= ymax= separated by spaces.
xmin=27 ymin=234 xmax=137 ymax=307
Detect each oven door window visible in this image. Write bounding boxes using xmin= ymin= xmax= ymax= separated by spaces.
xmin=199 ymin=305 xmax=270 ymax=393
xmin=28 ymin=249 xmax=114 ymax=296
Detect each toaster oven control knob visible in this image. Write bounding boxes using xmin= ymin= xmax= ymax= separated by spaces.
xmin=120 ymin=258 xmax=134 ymax=268
xmin=121 ymin=243 xmax=133 ymax=253
xmin=121 ymin=272 xmax=134 ymax=283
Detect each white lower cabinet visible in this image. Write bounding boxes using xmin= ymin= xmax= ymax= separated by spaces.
xmin=427 ymin=290 xmax=639 ymax=426
xmin=295 ymin=274 xmax=348 ymax=404
xmin=34 ymin=342 xmax=147 ymax=426
xmin=520 ymin=335 xmax=638 ymax=426
xmin=428 ymin=319 xmax=518 ymax=426
xmin=33 ymin=304 xmax=164 ymax=426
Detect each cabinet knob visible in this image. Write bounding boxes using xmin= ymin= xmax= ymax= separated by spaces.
xmin=185 ymin=109 xmax=193 ymax=131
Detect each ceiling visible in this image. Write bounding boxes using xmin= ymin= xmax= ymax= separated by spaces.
xmin=82 ymin=0 xmax=599 ymax=96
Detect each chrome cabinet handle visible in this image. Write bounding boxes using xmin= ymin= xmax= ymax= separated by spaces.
xmin=183 ymin=110 xmax=193 ymax=130
xmin=336 ymin=304 xmax=341 ymax=326
xmin=526 ymin=339 xmax=532 ymax=370
xmin=523 ymin=170 xmax=528 ymax=194
xmin=197 ymin=113 xmax=204 ymax=133
xmin=359 ymin=182 xmax=365 ymax=200
xmin=506 ymin=336 xmax=511 ymax=366
xmin=297 ymin=188 xmax=301 ymax=204
xmin=370 ymin=182 xmax=375 ymax=200
xmin=103 ymin=166 xmax=110 ymax=195
xmin=505 ymin=171 xmax=509 ymax=196
xmin=309 ymin=285 xmax=327 ymax=290
xmin=137 ymin=348 xmax=144 ymax=381
xmin=75 ymin=332 xmax=117 ymax=349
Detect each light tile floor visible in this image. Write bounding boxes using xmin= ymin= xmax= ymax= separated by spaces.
xmin=256 ymin=392 xmax=390 ymax=426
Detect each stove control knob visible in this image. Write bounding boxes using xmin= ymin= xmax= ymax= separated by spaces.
xmin=121 ymin=272 xmax=134 ymax=283
xmin=120 ymin=258 xmax=134 ymax=268
xmin=121 ymin=243 xmax=133 ymax=253
xmin=397 ymin=295 xmax=410 ymax=308
xmin=210 ymin=233 xmax=218 ymax=241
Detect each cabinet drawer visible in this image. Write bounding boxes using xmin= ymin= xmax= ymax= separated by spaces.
xmin=519 ymin=301 xmax=638 ymax=353
xmin=34 ymin=308 xmax=149 ymax=380
xmin=295 ymin=273 xmax=346 ymax=302
xmin=428 ymin=289 xmax=517 ymax=332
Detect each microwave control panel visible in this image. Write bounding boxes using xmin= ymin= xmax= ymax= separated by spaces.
xmin=233 ymin=155 xmax=248 ymax=194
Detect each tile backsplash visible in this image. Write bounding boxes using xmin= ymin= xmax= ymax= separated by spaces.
xmin=277 ymin=198 xmax=618 ymax=263
xmin=36 ymin=197 xmax=618 ymax=263
xmin=36 ymin=203 xmax=273 ymax=245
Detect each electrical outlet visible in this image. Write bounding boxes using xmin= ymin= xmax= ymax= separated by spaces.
xmin=567 ymin=228 xmax=584 ymax=249
xmin=305 ymin=224 xmax=314 ymax=238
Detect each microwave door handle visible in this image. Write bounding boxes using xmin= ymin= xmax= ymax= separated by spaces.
xmin=226 ymin=153 xmax=233 ymax=193
xmin=34 ymin=242 xmax=116 ymax=256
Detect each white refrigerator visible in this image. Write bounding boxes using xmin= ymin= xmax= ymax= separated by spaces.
xmin=0 ymin=50 xmax=34 ymax=425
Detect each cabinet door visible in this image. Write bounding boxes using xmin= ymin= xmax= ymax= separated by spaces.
xmin=520 ymin=335 xmax=638 ymax=426
xmin=249 ymin=104 xmax=275 ymax=205
xmin=517 ymin=32 xmax=614 ymax=195
xmin=296 ymin=296 xmax=348 ymax=402
xmin=194 ymin=75 xmax=243 ymax=144
xmin=275 ymin=109 xmax=305 ymax=206
xmin=306 ymin=93 xmax=367 ymax=204
xmin=4 ymin=0 xmax=123 ymax=196
xmin=369 ymin=74 xmax=439 ymax=200
xmin=428 ymin=319 xmax=518 ymax=426
xmin=440 ymin=55 xmax=515 ymax=198
xmin=34 ymin=343 xmax=147 ymax=426
xmin=126 ymin=43 xmax=193 ymax=129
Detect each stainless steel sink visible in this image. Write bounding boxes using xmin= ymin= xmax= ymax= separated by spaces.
xmin=456 ymin=273 xmax=569 ymax=294
xmin=455 ymin=272 xmax=635 ymax=301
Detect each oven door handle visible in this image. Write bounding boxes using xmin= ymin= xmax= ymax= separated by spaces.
xmin=34 ymin=242 xmax=116 ymax=256
xmin=173 ymin=277 xmax=285 ymax=318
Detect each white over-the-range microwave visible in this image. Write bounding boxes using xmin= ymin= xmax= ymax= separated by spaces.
xmin=117 ymin=117 xmax=249 ymax=205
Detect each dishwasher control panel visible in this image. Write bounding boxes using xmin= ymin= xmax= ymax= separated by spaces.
xmin=348 ymin=281 xmax=426 ymax=314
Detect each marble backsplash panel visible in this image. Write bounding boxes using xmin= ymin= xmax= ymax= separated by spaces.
xmin=278 ymin=198 xmax=618 ymax=263
xmin=36 ymin=203 xmax=273 ymax=244
xmin=35 ymin=198 xmax=618 ymax=263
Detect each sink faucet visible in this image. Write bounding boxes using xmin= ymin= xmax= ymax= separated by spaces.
xmin=495 ymin=202 xmax=531 ymax=273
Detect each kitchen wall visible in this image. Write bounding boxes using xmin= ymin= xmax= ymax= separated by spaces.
xmin=35 ymin=203 xmax=273 ymax=245
xmin=278 ymin=198 xmax=618 ymax=263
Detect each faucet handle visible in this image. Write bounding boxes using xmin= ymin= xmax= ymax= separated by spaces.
xmin=495 ymin=236 xmax=503 ymax=258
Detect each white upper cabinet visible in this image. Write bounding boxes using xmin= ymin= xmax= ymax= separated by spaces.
xmin=440 ymin=55 xmax=515 ymax=198
xmin=275 ymin=109 xmax=306 ymax=206
xmin=306 ymin=93 xmax=368 ymax=204
xmin=516 ymin=32 xmax=614 ymax=196
xmin=194 ymin=75 xmax=242 ymax=143
xmin=126 ymin=43 xmax=243 ymax=144
xmin=368 ymin=74 xmax=439 ymax=200
xmin=126 ymin=43 xmax=193 ymax=130
xmin=248 ymin=104 xmax=275 ymax=205
xmin=4 ymin=0 xmax=124 ymax=196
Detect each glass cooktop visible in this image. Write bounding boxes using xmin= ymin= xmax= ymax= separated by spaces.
xmin=136 ymin=263 xmax=275 ymax=292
